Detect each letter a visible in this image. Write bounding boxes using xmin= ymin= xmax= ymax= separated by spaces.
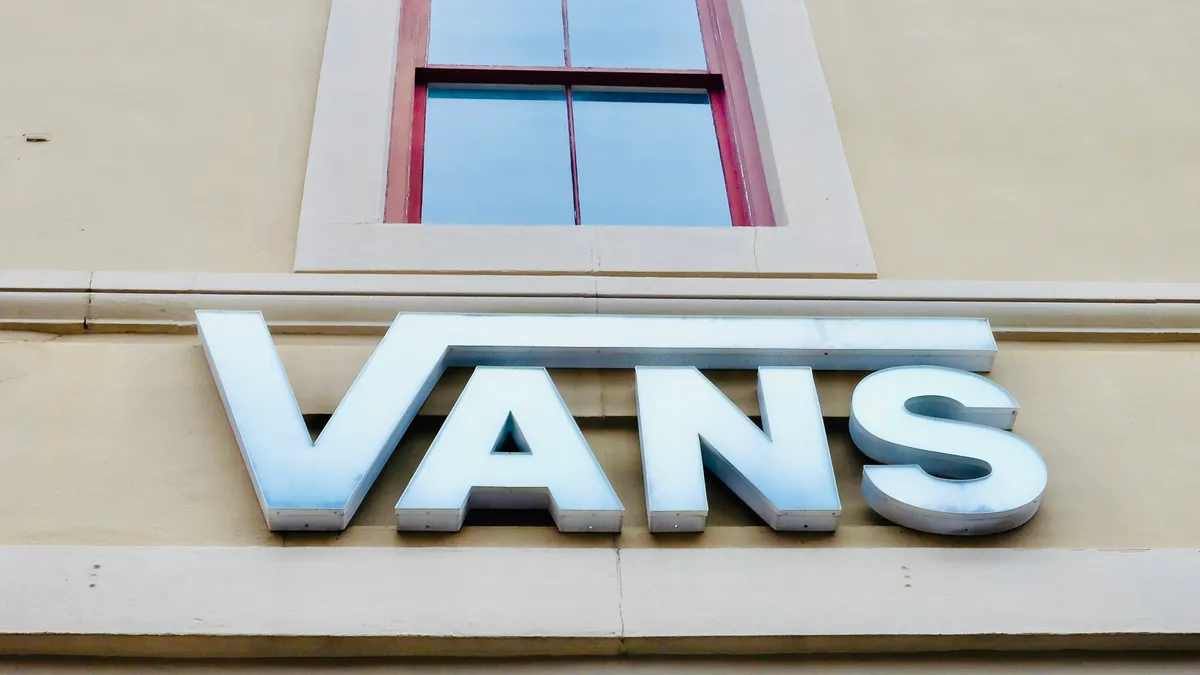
xmin=396 ymin=367 xmax=623 ymax=532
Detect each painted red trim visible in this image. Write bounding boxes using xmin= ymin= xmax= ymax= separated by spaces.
xmin=414 ymin=65 xmax=718 ymax=89
xmin=694 ymin=0 xmax=723 ymax=75
xmin=708 ymin=0 xmax=776 ymax=226
xmin=385 ymin=0 xmax=775 ymax=227
xmin=710 ymin=89 xmax=749 ymax=227
xmin=404 ymin=84 xmax=429 ymax=224
xmin=696 ymin=0 xmax=747 ymax=226
xmin=384 ymin=0 xmax=430 ymax=223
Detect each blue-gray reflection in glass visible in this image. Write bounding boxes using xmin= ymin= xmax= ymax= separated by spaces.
xmin=421 ymin=86 xmax=576 ymax=226
xmin=850 ymin=366 xmax=1048 ymax=535
xmin=573 ymin=90 xmax=732 ymax=226
xmin=568 ymin=0 xmax=707 ymax=70
xmin=429 ymin=0 xmax=565 ymax=67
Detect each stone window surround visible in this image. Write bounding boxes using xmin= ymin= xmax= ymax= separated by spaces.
xmin=293 ymin=0 xmax=876 ymax=277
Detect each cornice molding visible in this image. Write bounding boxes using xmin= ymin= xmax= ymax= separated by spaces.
xmin=1 ymin=546 xmax=1198 ymax=658
xmin=1 ymin=271 xmax=1199 ymax=339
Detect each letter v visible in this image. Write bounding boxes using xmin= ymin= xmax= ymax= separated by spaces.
xmin=198 ymin=310 xmax=447 ymax=531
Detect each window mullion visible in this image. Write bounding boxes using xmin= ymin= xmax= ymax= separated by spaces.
xmin=562 ymin=0 xmax=583 ymax=225
xmin=566 ymin=91 xmax=582 ymax=227
xmin=561 ymin=0 xmax=572 ymax=67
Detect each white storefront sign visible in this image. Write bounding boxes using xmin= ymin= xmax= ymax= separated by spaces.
xmin=198 ymin=312 xmax=1047 ymax=536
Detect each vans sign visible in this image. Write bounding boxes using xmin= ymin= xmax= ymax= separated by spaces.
xmin=198 ymin=312 xmax=1047 ymax=537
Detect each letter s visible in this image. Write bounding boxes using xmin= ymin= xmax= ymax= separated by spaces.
xmin=849 ymin=366 xmax=1047 ymax=535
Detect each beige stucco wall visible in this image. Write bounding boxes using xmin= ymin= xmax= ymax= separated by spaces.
xmin=806 ymin=0 xmax=1200 ymax=281
xmin=2 ymin=0 xmax=1197 ymax=660
xmin=0 ymin=332 xmax=1195 ymax=550
xmin=0 ymin=0 xmax=328 ymax=273
xmin=2 ymin=0 xmax=1198 ymax=280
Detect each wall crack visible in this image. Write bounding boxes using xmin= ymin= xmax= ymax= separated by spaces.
xmin=83 ymin=271 xmax=95 ymax=330
xmin=616 ymin=545 xmax=627 ymax=655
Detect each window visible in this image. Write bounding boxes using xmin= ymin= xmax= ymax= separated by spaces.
xmin=384 ymin=0 xmax=774 ymax=227
xmin=295 ymin=0 xmax=875 ymax=275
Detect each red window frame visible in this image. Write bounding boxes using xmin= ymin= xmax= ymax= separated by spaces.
xmin=384 ymin=0 xmax=774 ymax=227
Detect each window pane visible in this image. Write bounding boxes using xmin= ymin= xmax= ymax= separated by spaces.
xmin=429 ymin=0 xmax=565 ymax=67
xmin=567 ymin=0 xmax=707 ymax=70
xmin=422 ymin=87 xmax=576 ymax=225
xmin=572 ymin=90 xmax=732 ymax=227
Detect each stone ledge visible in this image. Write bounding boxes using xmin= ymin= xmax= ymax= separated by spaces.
xmin=2 ymin=271 xmax=1200 ymax=338
xmin=0 ymin=546 xmax=1197 ymax=658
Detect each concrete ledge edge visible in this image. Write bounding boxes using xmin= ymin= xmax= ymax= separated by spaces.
xmin=1 ymin=271 xmax=1200 ymax=337
xmin=1 ymin=547 xmax=1199 ymax=658
xmin=2 ymin=633 xmax=1199 ymax=660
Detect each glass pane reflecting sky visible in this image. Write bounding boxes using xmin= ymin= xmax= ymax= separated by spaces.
xmin=429 ymin=0 xmax=565 ymax=67
xmin=422 ymin=87 xmax=576 ymax=225
xmin=567 ymin=0 xmax=707 ymax=70
xmin=573 ymin=90 xmax=732 ymax=227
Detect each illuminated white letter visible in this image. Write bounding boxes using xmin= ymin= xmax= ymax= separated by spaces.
xmin=850 ymin=366 xmax=1048 ymax=535
xmin=635 ymin=367 xmax=841 ymax=532
xmin=197 ymin=309 xmax=995 ymax=531
xmin=395 ymin=367 xmax=623 ymax=532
